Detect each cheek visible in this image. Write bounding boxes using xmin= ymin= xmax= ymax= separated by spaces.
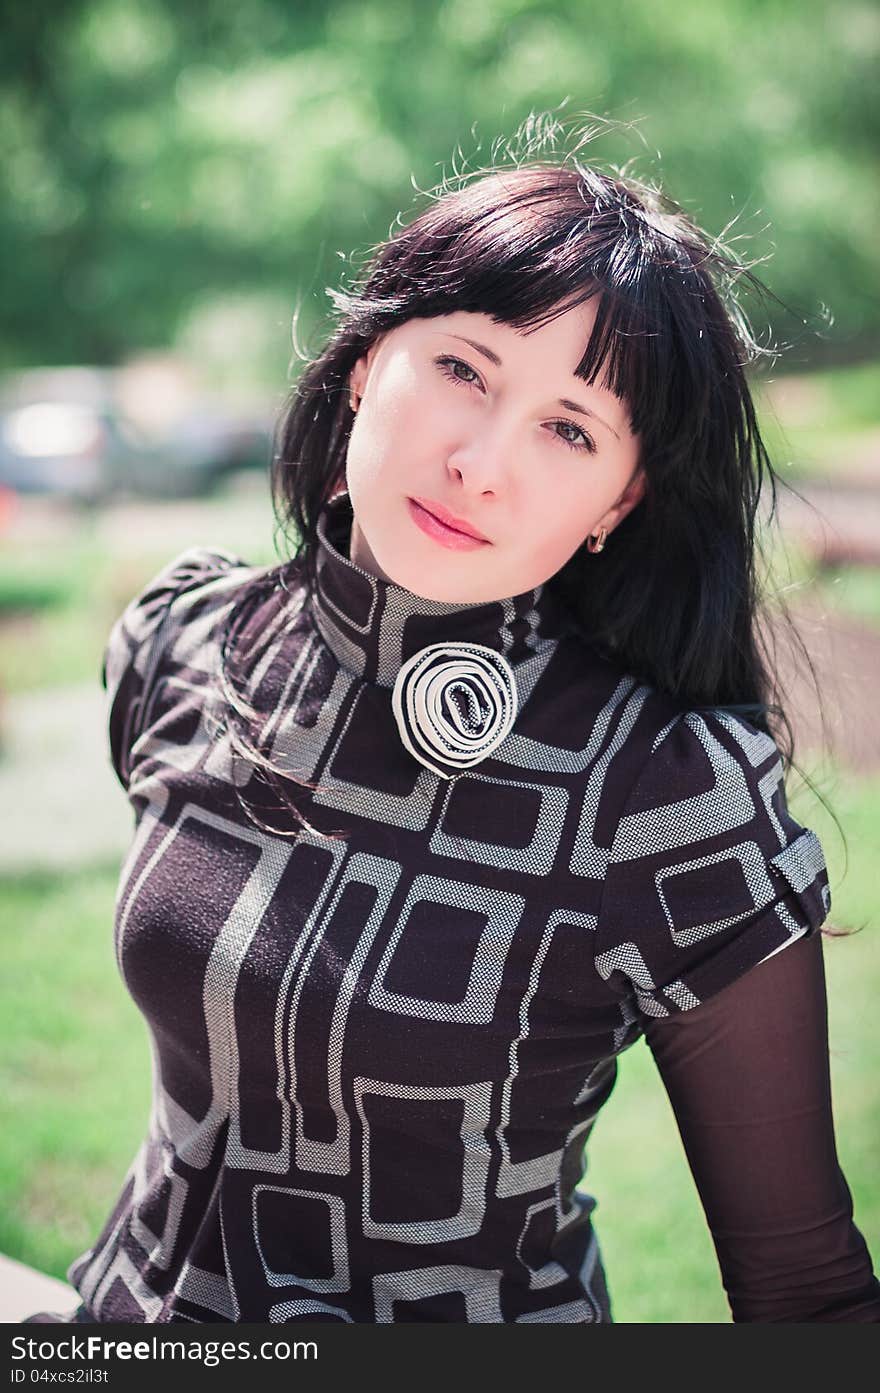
xmin=526 ymin=485 xmax=596 ymax=568
xmin=347 ymin=403 xmax=407 ymax=483
xmin=351 ymin=368 xmax=440 ymax=475
xmin=372 ymin=357 xmax=429 ymax=425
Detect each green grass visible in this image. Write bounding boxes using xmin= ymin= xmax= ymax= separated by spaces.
xmin=1 ymin=767 xmax=877 ymax=1321
xmin=816 ymin=565 xmax=880 ymax=628
xmin=754 ymin=359 xmax=880 ymax=482
xmin=0 ymin=864 xmax=152 ymax=1278
xmin=759 ymin=524 xmax=880 ymax=637
xmin=821 ymin=360 xmax=880 ymax=431
xmin=0 ymin=529 xmax=113 ymax=691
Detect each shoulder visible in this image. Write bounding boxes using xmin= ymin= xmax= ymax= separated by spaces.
xmin=593 ymin=702 xmax=832 ymax=1019
xmin=555 ymin=634 xmax=788 ymax=823
xmin=105 ymin=545 xmax=266 ymax=666
xmin=611 ymin=705 xmax=804 ymax=853
xmin=122 ymin=544 xmax=258 ymax=628
xmin=102 ymin=543 xmax=274 ymax=712
xmin=100 ymin=545 xmax=278 ymax=790
xmin=608 ymin=703 xmax=824 ymax=885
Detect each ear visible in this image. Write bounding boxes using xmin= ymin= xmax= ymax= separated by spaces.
xmin=349 ymin=336 xmax=385 ymax=409
xmin=600 ymin=465 xmax=647 ymax=534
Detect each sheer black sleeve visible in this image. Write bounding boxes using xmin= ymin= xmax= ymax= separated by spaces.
xmin=643 ymin=930 xmax=880 ymax=1322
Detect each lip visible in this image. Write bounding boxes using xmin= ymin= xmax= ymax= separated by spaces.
xmin=407 ymin=498 xmax=490 ymax=552
xmin=410 ymin=497 xmax=490 ymax=542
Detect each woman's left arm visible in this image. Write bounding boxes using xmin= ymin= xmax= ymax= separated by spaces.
xmin=643 ymin=930 xmax=880 ymax=1322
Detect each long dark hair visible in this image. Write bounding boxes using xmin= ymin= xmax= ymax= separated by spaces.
xmin=221 ymin=112 xmax=847 ymax=905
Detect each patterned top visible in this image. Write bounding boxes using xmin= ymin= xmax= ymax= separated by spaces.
xmin=59 ymin=491 xmax=834 ymax=1323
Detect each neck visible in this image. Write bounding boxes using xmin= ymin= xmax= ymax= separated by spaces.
xmin=347 ymin=512 xmax=394 ymax=584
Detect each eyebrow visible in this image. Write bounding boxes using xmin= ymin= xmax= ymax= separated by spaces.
xmin=443 ymin=333 xmax=622 ymax=441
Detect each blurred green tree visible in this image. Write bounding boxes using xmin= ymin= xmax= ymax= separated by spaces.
xmin=1 ymin=0 xmax=877 ymax=377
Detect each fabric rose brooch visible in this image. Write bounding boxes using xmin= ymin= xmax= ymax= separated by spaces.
xmin=391 ymin=642 xmax=518 ymax=780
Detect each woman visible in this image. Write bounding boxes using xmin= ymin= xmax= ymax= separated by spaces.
xmin=25 ymin=132 xmax=880 ymax=1323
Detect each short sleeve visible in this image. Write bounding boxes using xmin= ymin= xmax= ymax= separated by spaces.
xmin=593 ymin=708 xmax=832 ymax=1020
xmin=102 ymin=546 xmax=248 ymax=791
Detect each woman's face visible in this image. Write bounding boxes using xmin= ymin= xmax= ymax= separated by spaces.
xmin=345 ymin=300 xmax=645 ymax=602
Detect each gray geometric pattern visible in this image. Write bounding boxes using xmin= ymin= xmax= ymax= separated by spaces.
xmin=58 ymin=492 xmax=830 ymax=1323
xmin=354 ymin=1077 xmax=494 ymax=1243
xmin=367 ymin=874 xmax=523 ymax=1023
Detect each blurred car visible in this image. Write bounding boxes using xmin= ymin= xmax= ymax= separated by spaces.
xmin=0 ymin=367 xmax=274 ymax=504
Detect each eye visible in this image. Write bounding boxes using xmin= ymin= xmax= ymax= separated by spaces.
xmin=434 ymin=354 xmax=598 ymax=455
xmin=434 ymin=354 xmax=482 ymax=389
xmin=547 ymin=419 xmax=598 ymax=454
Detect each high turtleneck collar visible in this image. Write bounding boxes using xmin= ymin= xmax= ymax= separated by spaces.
xmin=308 ymin=491 xmax=571 ymax=690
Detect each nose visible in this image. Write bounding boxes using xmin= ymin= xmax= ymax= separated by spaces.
xmin=445 ymin=420 xmax=511 ymax=495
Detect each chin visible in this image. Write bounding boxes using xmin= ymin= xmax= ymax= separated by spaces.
xmin=385 ymin=556 xmax=448 ymax=599
xmin=415 ymin=574 xmax=499 ymax=605
xmin=380 ymin=552 xmax=468 ymax=602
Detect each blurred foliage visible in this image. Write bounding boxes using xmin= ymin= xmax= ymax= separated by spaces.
xmin=755 ymin=360 xmax=880 ymax=478
xmin=1 ymin=0 xmax=878 ymax=385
